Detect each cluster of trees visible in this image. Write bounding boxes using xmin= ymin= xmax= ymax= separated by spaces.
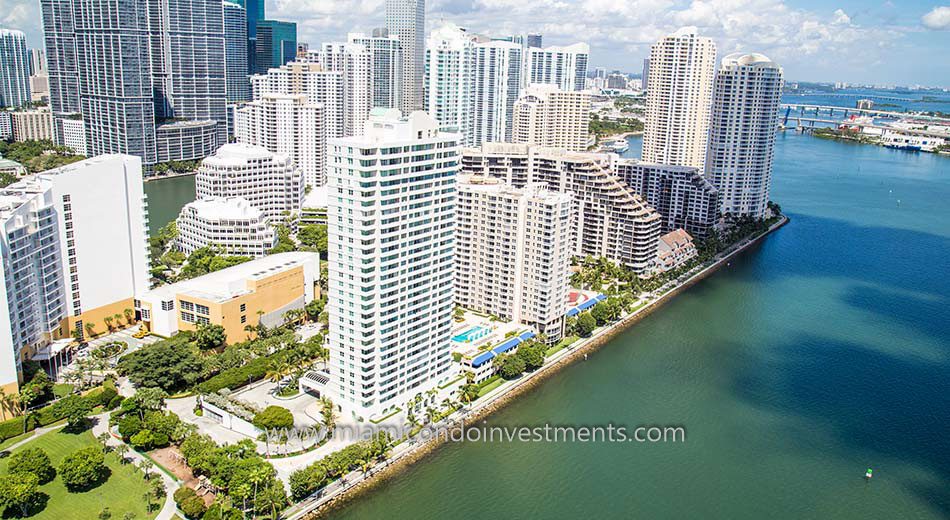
xmin=252 ymin=405 xmax=294 ymax=431
xmin=178 ymin=246 xmax=252 ymax=281
xmin=297 ymin=224 xmax=328 ymax=255
xmin=494 ymin=339 xmax=548 ymax=379
xmin=589 ymin=114 xmax=645 ymax=138
xmin=152 ymin=160 xmax=199 ymax=175
xmin=0 ymin=379 xmax=119 ymax=442
xmin=288 ymin=431 xmax=392 ymax=500
xmin=0 ymin=139 xmax=84 ymax=175
xmin=0 ymin=448 xmax=55 ymax=516
xmin=179 ymin=435 xmax=286 ymax=517
xmin=117 ymin=325 xmax=329 ymax=396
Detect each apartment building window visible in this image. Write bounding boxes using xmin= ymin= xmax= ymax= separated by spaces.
xmin=180 ymin=301 xmax=195 ymax=312
xmin=181 ymin=312 xmax=195 ymax=323
xmin=195 ymin=304 xmax=209 ymax=315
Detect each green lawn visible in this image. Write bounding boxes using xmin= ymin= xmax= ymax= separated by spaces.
xmin=546 ymin=335 xmax=580 ymax=357
xmin=0 ymin=429 xmax=153 ymax=519
xmin=477 ymin=377 xmax=504 ymax=398
xmin=52 ymin=384 xmax=74 ymax=398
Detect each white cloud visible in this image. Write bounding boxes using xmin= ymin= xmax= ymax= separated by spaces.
xmin=921 ymin=6 xmax=950 ymax=30
xmin=831 ymin=8 xmax=851 ymax=25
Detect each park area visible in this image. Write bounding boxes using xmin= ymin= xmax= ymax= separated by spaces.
xmin=0 ymin=429 xmax=152 ymax=519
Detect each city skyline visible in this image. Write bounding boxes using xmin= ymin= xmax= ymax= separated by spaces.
xmin=3 ymin=0 xmax=949 ymax=86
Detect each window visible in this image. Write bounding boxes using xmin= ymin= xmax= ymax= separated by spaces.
xmin=161 ymin=300 xmax=174 ymax=311
xmin=240 ymin=303 xmax=246 ymax=312
xmin=196 ymin=315 xmax=210 ymax=325
xmin=240 ymin=315 xmax=247 ymax=324
xmin=180 ymin=300 xmax=195 ymax=312
xmin=195 ymin=304 xmax=210 ymax=315
xmin=181 ymin=312 xmax=194 ymax=323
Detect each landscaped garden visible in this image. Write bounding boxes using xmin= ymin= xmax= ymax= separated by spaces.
xmin=0 ymin=429 xmax=152 ymax=519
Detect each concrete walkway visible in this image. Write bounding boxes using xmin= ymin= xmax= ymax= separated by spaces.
xmin=2 ymin=423 xmax=67 ymax=452
xmin=89 ymin=413 xmax=180 ymax=520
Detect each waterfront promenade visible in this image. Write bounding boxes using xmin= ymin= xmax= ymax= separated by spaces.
xmin=285 ymin=215 xmax=789 ymax=519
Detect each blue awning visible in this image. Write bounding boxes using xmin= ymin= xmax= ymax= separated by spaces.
xmin=566 ymin=308 xmax=580 ymax=317
xmin=472 ymin=351 xmax=494 ymax=368
xmin=492 ymin=337 xmax=521 ymax=355
xmin=518 ymin=331 xmax=536 ymax=341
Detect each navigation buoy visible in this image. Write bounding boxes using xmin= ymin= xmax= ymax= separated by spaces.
xmin=865 ymin=468 xmax=873 ymax=480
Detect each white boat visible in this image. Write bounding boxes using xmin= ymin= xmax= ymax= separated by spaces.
xmin=608 ymin=139 xmax=629 ymax=153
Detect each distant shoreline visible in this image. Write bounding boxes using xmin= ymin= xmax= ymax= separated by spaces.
xmin=144 ymin=171 xmax=196 ymax=183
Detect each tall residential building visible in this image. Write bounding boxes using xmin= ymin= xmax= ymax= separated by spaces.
xmin=29 ymin=49 xmax=47 ymax=76
xmin=462 ymin=143 xmax=662 ymax=273
xmin=235 ymin=94 xmax=327 ymax=187
xmin=255 ymin=20 xmax=297 ymax=74
xmin=348 ymin=30 xmax=403 ymax=110
xmin=424 ymin=24 xmax=523 ymax=146
xmin=41 ymin=0 xmax=227 ymax=166
xmin=385 ymin=0 xmax=425 ymax=112
xmin=512 ymin=84 xmax=590 ymax=152
xmin=642 ymin=27 xmax=717 ymax=169
xmin=473 ymin=41 xmax=522 ymax=144
xmin=522 ymin=43 xmax=589 ymax=91
xmin=195 ymin=143 xmax=304 ymax=224
xmin=40 ymin=0 xmax=80 ymax=126
xmin=326 ymin=109 xmax=458 ymax=418
xmin=251 ymin=61 xmax=346 ymax=138
xmin=224 ymin=2 xmax=251 ymax=102
xmin=311 ymin=43 xmax=373 ymax=137
xmin=706 ymin=53 xmax=784 ymax=220
xmin=0 ymin=155 xmax=149 ymax=397
xmin=0 ymin=29 xmax=31 ymax=108
xmin=526 ymin=33 xmax=542 ymax=48
xmin=614 ymin=160 xmax=720 ymax=238
xmin=456 ymin=175 xmax=573 ymax=341
xmin=176 ymin=197 xmax=277 ymax=257
xmin=424 ymin=23 xmax=475 ymax=143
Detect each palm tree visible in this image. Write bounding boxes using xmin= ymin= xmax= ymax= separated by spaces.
xmin=319 ymin=397 xmax=336 ymax=436
xmin=115 ymin=443 xmax=129 ymax=464
xmin=113 ymin=313 xmax=123 ymax=328
xmin=139 ymin=459 xmax=153 ymax=478
xmin=103 ymin=315 xmax=114 ymax=331
xmin=123 ymin=308 xmax=135 ymax=325
xmin=265 ymin=361 xmax=285 ymax=383
xmin=84 ymin=321 xmax=96 ymax=339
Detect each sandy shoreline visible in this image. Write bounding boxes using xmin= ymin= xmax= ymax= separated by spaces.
xmin=292 ymin=215 xmax=790 ymax=519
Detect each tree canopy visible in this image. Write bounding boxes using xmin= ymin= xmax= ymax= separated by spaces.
xmin=116 ymin=335 xmax=204 ymax=391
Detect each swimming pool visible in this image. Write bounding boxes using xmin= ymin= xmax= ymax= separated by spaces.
xmin=452 ymin=325 xmax=491 ymax=343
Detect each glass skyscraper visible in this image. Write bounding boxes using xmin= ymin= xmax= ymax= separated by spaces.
xmin=224 ymin=1 xmax=251 ymax=102
xmin=255 ymin=20 xmax=297 ymax=74
xmin=0 ymin=29 xmax=32 ymax=108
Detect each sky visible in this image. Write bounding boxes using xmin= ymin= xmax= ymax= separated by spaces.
xmin=1 ymin=0 xmax=948 ymax=86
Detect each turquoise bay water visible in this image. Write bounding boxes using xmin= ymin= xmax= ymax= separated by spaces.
xmin=329 ymin=133 xmax=950 ymax=518
xmin=143 ymin=174 xmax=196 ymax=234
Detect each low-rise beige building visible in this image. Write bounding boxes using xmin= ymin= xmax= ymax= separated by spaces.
xmin=136 ymin=252 xmax=320 ymax=342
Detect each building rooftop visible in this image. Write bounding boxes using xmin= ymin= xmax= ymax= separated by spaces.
xmin=182 ymin=197 xmax=267 ymax=221
xmin=721 ymin=52 xmax=779 ymax=69
xmin=659 ymin=229 xmax=694 ymax=249
xmin=202 ymin=143 xmax=290 ymax=168
xmin=141 ymin=252 xmax=319 ymax=304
